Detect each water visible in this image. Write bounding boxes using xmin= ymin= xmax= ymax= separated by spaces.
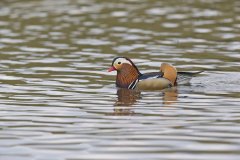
xmin=0 ymin=0 xmax=240 ymax=160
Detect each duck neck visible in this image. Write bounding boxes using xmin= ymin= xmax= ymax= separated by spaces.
xmin=116 ymin=64 xmax=140 ymax=88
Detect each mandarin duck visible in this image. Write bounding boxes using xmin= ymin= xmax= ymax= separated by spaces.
xmin=108 ymin=57 xmax=202 ymax=90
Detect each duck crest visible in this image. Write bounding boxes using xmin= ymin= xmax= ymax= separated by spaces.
xmin=116 ymin=63 xmax=140 ymax=88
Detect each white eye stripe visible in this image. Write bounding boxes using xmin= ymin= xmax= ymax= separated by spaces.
xmin=114 ymin=58 xmax=132 ymax=66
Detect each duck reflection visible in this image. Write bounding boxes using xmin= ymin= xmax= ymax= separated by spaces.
xmin=162 ymin=87 xmax=178 ymax=105
xmin=115 ymin=88 xmax=141 ymax=106
xmin=112 ymin=88 xmax=178 ymax=115
xmin=111 ymin=88 xmax=141 ymax=115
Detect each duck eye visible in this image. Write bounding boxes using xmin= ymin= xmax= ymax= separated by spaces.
xmin=118 ymin=62 xmax=121 ymax=65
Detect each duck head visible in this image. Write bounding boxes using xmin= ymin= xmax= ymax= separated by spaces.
xmin=108 ymin=57 xmax=141 ymax=88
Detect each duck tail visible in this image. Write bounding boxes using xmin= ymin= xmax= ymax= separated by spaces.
xmin=177 ymin=71 xmax=203 ymax=76
xmin=176 ymin=71 xmax=203 ymax=85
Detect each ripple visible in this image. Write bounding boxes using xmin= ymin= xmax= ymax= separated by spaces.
xmin=111 ymin=11 xmax=128 ymax=17
xmin=192 ymin=9 xmax=221 ymax=17
xmin=75 ymin=39 xmax=113 ymax=46
xmin=19 ymin=47 xmax=53 ymax=52
xmin=0 ymin=38 xmax=26 ymax=44
xmin=194 ymin=28 xmax=212 ymax=33
xmin=113 ymin=44 xmax=146 ymax=52
xmin=146 ymin=8 xmax=171 ymax=16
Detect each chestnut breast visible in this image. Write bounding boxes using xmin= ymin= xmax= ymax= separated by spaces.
xmin=116 ymin=63 xmax=139 ymax=88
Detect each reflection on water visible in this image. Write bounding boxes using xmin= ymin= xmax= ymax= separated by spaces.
xmin=115 ymin=88 xmax=141 ymax=106
xmin=162 ymin=88 xmax=178 ymax=105
xmin=116 ymin=87 xmax=178 ymax=106
xmin=1 ymin=0 xmax=240 ymax=160
xmin=113 ymin=88 xmax=178 ymax=115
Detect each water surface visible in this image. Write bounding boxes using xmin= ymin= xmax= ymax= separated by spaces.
xmin=0 ymin=0 xmax=240 ymax=160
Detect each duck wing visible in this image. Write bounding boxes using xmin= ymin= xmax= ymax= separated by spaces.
xmin=139 ymin=72 xmax=164 ymax=80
